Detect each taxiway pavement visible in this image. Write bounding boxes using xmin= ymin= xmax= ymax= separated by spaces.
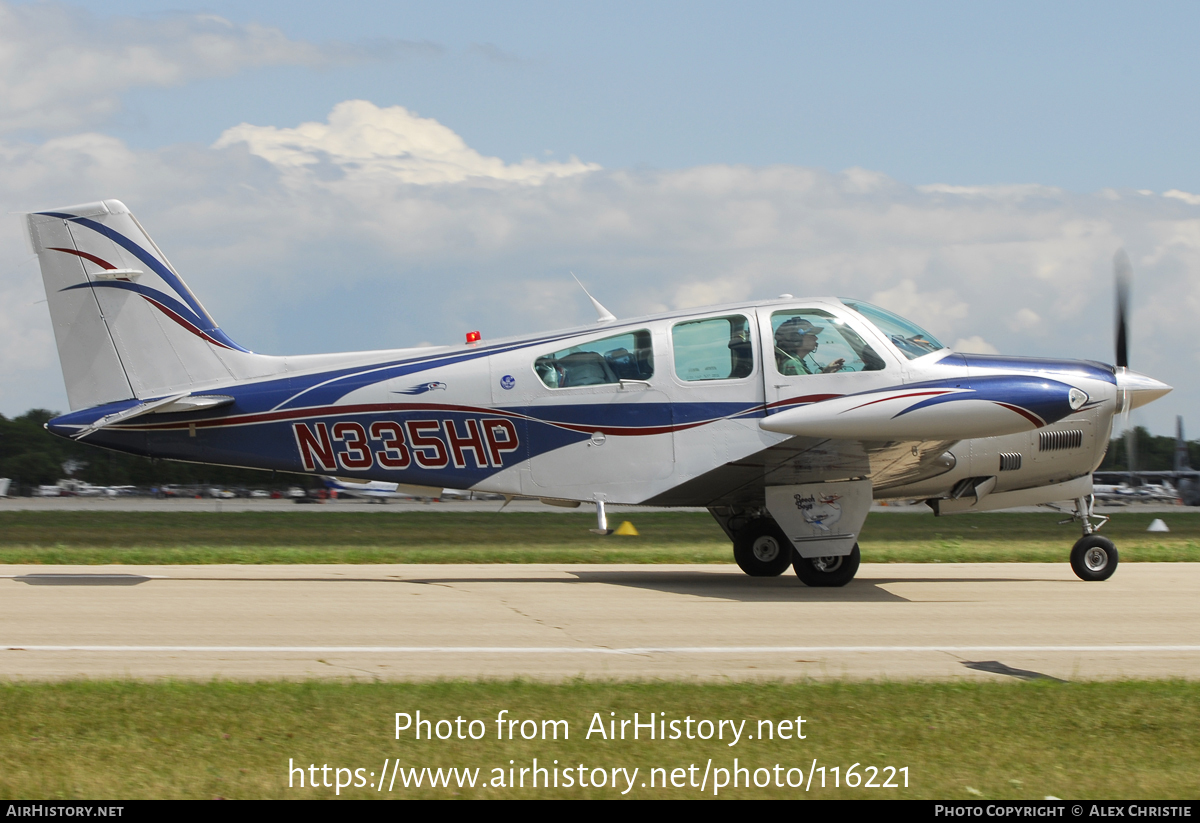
xmin=1 ymin=562 xmax=1197 ymax=682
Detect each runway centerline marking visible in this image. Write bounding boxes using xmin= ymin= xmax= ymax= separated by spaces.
xmin=6 ymin=645 xmax=1200 ymax=654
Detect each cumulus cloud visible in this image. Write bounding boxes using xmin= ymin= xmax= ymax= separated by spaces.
xmin=213 ymin=100 xmax=600 ymax=185
xmin=0 ymin=2 xmax=432 ymax=134
xmin=867 ymin=279 xmax=969 ymax=335
xmin=3 ymin=100 xmax=1200 ymax=435
xmin=1164 ymin=189 xmax=1200 ymax=206
xmin=1009 ymin=307 xmax=1042 ymax=331
xmin=952 ymin=336 xmax=1000 ymax=355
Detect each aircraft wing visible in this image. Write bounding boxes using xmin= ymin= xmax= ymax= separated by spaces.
xmin=645 ymin=435 xmax=957 ymax=508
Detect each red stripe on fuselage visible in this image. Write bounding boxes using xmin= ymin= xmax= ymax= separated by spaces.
xmin=102 ymin=400 xmax=735 ymax=438
xmin=994 ymin=402 xmax=1046 ymax=428
xmin=764 ymin=393 xmax=843 ymax=411
xmin=843 ymin=389 xmax=957 ymax=413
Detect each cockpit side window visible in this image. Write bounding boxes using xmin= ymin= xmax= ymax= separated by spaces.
xmin=534 ymin=330 xmax=654 ymax=389
xmin=839 ymin=299 xmax=945 ymax=360
xmin=672 ymin=315 xmax=754 ymax=382
xmin=771 ymin=310 xmax=885 ymax=375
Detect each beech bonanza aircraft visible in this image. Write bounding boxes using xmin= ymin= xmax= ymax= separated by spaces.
xmin=27 ymin=200 xmax=1173 ymax=584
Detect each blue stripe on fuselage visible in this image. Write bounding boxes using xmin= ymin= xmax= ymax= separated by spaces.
xmin=891 ymin=374 xmax=1077 ymax=425
xmin=942 ymin=353 xmax=1116 ymax=384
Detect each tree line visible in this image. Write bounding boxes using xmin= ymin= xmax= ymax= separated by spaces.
xmin=1097 ymin=425 xmax=1198 ymax=472
xmin=0 ymin=409 xmax=309 ymax=494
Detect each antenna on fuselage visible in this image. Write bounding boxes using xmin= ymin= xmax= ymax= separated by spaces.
xmin=571 ymin=272 xmax=616 ymax=323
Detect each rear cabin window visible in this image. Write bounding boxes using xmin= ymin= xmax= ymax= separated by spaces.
xmin=672 ymin=315 xmax=754 ymax=382
xmin=534 ymin=330 xmax=654 ymax=389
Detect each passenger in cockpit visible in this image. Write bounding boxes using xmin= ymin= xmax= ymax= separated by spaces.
xmin=774 ymin=317 xmax=845 ymax=375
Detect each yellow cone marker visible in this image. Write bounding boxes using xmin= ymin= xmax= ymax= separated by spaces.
xmin=614 ymin=520 xmax=639 ymax=536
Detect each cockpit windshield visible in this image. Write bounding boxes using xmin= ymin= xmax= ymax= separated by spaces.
xmin=839 ymin=299 xmax=946 ymax=360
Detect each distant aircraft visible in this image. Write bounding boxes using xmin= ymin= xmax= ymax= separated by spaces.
xmin=27 ymin=200 xmax=1174 ymax=583
xmin=1177 ymin=417 xmax=1200 ymax=506
xmin=33 ymin=479 xmax=122 ymax=497
xmin=1094 ymin=416 xmax=1200 ymax=506
xmin=321 ymin=476 xmax=448 ymax=502
xmin=1093 ymin=481 xmax=1178 ymax=505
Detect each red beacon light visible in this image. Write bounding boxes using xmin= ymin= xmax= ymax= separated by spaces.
xmin=465 ymin=331 xmax=481 ymax=344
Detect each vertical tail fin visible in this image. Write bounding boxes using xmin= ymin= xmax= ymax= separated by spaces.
xmin=26 ymin=200 xmax=262 ymax=410
xmin=1175 ymin=416 xmax=1191 ymax=473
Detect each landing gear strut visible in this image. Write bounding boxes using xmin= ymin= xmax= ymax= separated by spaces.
xmin=1062 ymin=495 xmax=1118 ymax=581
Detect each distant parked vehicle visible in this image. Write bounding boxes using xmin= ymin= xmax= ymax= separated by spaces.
xmin=0 ymin=478 xmax=11 ymax=497
xmin=249 ymin=489 xmax=270 ymax=498
xmin=155 ymin=485 xmax=196 ymax=499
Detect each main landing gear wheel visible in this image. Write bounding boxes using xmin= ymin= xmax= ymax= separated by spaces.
xmin=1070 ymin=535 xmax=1118 ymax=582
xmin=792 ymin=543 xmax=860 ymax=587
xmin=733 ymin=520 xmax=794 ymax=577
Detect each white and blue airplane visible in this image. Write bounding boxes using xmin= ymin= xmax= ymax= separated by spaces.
xmin=27 ymin=200 xmax=1172 ymax=584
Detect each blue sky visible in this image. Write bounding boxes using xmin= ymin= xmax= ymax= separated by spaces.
xmin=24 ymin=1 xmax=1200 ymax=191
xmin=1 ymin=0 xmax=1198 ymax=436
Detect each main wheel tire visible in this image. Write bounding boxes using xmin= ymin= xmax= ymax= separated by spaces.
xmin=792 ymin=543 xmax=861 ymax=587
xmin=732 ymin=520 xmax=794 ymax=577
xmin=1070 ymin=535 xmax=1118 ymax=581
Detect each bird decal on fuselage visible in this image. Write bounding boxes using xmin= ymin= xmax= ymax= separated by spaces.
xmin=393 ymin=381 xmax=448 ymax=395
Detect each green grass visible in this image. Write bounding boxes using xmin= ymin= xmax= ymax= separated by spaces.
xmin=0 ymin=510 xmax=1198 ymax=564
xmin=1 ymin=679 xmax=1197 ymax=799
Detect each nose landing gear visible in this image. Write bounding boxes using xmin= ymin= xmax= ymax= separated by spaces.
xmin=1062 ymin=495 xmax=1118 ymax=581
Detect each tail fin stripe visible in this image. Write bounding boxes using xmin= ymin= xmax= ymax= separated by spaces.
xmin=30 ymin=199 xmax=258 ymax=410
xmin=59 ymin=281 xmax=235 ymax=350
xmin=66 ymin=216 xmax=217 ymax=332
xmin=140 ymin=296 xmax=235 ymax=350
xmin=48 ymin=247 xmax=118 ymax=270
xmin=69 ymin=215 xmax=251 ymax=352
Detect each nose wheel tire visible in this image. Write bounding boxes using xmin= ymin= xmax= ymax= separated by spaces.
xmin=732 ymin=520 xmax=794 ymax=577
xmin=1070 ymin=535 xmax=1118 ymax=581
xmin=792 ymin=543 xmax=861 ymax=587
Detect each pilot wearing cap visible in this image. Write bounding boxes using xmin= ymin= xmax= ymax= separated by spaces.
xmin=775 ymin=317 xmax=845 ymax=375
